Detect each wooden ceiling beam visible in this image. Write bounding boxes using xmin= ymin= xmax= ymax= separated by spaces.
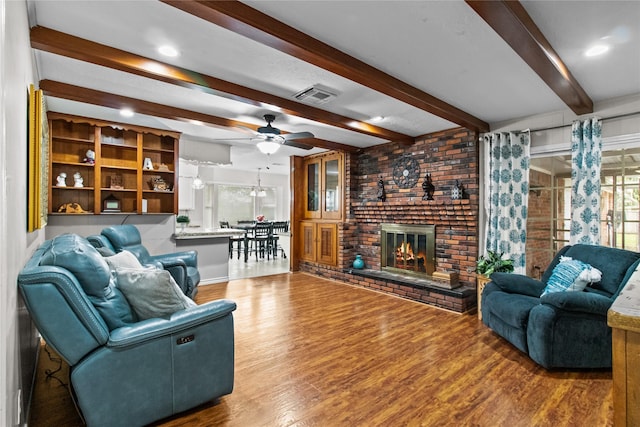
xmin=30 ymin=26 xmax=410 ymax=145
xmin=39 ymin=80 xmax=361 ymax=153
xmin=162 ymin=0 xmax=490 ymax=133
xmin=466 ymin=0 xmax=593 ymax=115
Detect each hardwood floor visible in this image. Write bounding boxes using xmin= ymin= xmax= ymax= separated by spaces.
xmin=30 ymin=273 xmax=613 ymax=426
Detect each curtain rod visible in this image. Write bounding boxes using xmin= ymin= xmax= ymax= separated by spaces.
xmin=527 ymin=110 xmax=640 ymax=133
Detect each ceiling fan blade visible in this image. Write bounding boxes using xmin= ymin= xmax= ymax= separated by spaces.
xmin=283 ymin=131 xmax=314 ymax=141
xmin=283 ymin=140 xmax=314 ymax=150
xmin=237 ymin=125 xmax=259 ymax=136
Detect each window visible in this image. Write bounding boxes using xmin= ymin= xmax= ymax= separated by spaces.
xmin=526 ymin=147 xmax=640 ymax=276
xmin=214 ymin=184 xmax=277 ymax=226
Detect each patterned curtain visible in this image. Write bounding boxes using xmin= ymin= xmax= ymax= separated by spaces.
xmin=484 ymin=131 xmax=531 ymax=274
xmin=570 ymin=118 xmax=602 ymax=245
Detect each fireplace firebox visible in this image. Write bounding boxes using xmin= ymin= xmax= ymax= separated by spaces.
xmin=380 ymin=224 xmax=435 ymax=277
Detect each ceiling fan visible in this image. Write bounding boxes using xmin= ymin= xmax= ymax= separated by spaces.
xmin=250 ymin=114 xmax=315 ymax=154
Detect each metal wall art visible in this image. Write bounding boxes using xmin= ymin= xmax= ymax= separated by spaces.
xmin=377 ymin=176 xmax=386 ymax=202
xmin=451 ymin=180 xmax=464 ymax=200
xmin=422 ymin=173 xmax=435 ymax=200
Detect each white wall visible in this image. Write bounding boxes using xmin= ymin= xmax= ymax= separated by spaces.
xmin=1 ymin=0 xmax=45 ymax=425
xmin=45 ymin=215 xmax=177 ymax=255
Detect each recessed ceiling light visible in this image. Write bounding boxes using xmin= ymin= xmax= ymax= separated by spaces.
xmin=189 ymin=120 xmax=203 ymax=126
xmin=120 ymin=108 xmax=134 ymax=117
xmin=158 ymin=45 xmax=179 ymax=57
xmin=585 ymin=44 xmax=610 ymax=57
xmin=370 ymin=116 xmax=384 ymax=122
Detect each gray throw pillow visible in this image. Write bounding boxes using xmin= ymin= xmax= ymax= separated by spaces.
xmin=115 ymin=267 xmax=196 ymax=320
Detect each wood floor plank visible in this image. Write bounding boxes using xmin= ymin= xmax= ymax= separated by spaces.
xmin=29 ymin=272 xmax=613 ymax=426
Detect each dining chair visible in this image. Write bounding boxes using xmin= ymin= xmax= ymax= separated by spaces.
xmin=271 ymin=220 xmax=289 ymax=259
xmin=220 ymin=221 xmax=245 ymax=259
xmin=249 ymin=222 xmax=273 ymax=261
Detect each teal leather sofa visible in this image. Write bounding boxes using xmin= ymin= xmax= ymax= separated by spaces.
xmin=481 ymin=244 xmax=640 ymax=369
xmin=18 ymin=234 xmax=236 ymax=426
xmin=88 ymin=224 xmax=200 ymax=298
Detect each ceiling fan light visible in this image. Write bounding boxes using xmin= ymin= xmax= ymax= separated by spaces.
xmin=250 ymin=187 xmax=257 ymax=197
xmin=257 ymin=140 xmax=281 ymax=155
xmin=257 ymin=189 xmax=267 ymax=197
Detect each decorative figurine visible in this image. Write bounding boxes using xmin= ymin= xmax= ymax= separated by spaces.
xmin=56 ymin=172 xmax=67 ymax=187
xmin=422 ymin=173 xmax=435 ymax=201
xmin=73 ymin=172 xmax=84 ymax=187
xmin=57 ymin=202 xmax=87 ymax=213
xmin=451 ymin=180 xmax=464 ymax=200
xmin=109 ymin=174 xmax=124 ymax=190
xmin=150 ymin=176 xmax=169 ymax=191
xmin=143 ymin=157 xmax=154 ymax=170
xmin=83 ymin=149 xmax=95 ymax=165
xmin=377 ymin=176 xmax=386 ymax=202
xmin=157 ymin=163 xmax=171 ymax=172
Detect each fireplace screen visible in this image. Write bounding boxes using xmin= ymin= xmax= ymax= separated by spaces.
xmin=381 ymin=224 xmax=435 ymax=276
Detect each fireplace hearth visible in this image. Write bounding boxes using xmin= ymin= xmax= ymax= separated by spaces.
xmin=381 ymin=223 xmax=435 ymax=277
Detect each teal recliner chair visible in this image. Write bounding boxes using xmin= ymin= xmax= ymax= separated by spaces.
xmin=18 ymin=234 xmax=236 ymax=427
xmin=481 ymin=244 xmax=640 ymax=369
xmin=88 ymin=224 xmax=200 ymax=298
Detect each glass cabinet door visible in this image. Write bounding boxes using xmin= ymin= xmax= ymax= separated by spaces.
xmin=322 ymin=155 xmax=342 ymax=219
xmin=324 ymin=158 xmax=339 ymax=213
xmin=305 ymin=160 xmax=320 ymax=218
xmin=303 ymin=153 xmax=342 ymax=220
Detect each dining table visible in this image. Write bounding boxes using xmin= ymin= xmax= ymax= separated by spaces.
xmin=232 ymin=221 xmax=282 ymax=262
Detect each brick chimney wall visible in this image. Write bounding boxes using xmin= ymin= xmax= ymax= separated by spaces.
xmin=349 ymin=128 xmax=480 ymax=287
xmin=299 ymin=127 xmax=480 ymax=310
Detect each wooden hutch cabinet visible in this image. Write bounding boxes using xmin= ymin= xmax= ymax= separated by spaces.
xmin=299 ymin=220 xmax=338 ymax=265
xmin=48 ymin=113 xmax=179 ymax=215
xmin=297 ymin=152 xmax=343 ymax=266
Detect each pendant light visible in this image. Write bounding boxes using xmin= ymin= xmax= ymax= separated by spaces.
xmin=251 ymin=168 xmax=267 ymax=197
xmin=192 ymin=175 xmax=204 ymax=190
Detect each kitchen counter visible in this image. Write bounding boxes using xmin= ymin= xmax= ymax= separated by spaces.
xmin=173 ymin=227 xmax=246 ymax=240
xmin=171 ymin=228 xmax=246 ymax=284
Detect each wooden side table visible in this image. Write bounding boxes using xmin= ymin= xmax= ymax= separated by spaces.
xmin=608 ymin=275 xmax=640 ymax=426
xmin=477 ymin=275 xmax=491 ymax=320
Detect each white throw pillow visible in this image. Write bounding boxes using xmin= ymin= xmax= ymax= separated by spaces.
xmin=115 ymin=267 xmax=196 ymax=320
xmin=105 ymin=250 xmax=143 ymax=270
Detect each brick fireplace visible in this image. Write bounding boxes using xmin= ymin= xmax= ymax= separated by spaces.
xmin=380 ymin=223 xmax=435 ymax=277
xmin=298 ymin=127 xmax=480 ymax=313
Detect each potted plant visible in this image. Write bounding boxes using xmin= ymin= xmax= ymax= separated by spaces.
xmin=476 ymin=250 xmax=515 ymax=277
xmin=475 ymin=251 xmax=514 ymax=320
xmin=176 ymin=215 xmax=190 ymax=232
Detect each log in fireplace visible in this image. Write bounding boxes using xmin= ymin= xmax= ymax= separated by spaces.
xmin=380 ymin=223 xmax=435 ymax=277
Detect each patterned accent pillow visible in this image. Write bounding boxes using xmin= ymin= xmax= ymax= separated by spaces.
xmin=541 ymin=257 xmax=602 ymax=297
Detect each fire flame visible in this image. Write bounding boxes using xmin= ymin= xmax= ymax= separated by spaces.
xmin=396 ymin=242 xmax=425 ymax=262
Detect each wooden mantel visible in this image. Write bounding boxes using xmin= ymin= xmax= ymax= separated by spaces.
xmin=608 ymin=272 xmax=640 ymax=426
